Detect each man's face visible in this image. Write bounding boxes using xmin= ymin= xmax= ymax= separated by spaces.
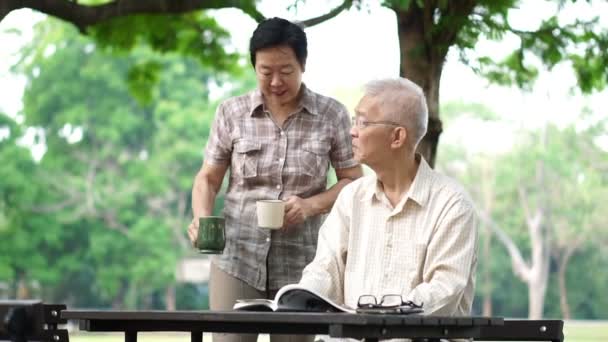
xmin=254 ymin=45 xmax=304 ymax=107
xmin=351 ymin=95 xmax=395 ymax=166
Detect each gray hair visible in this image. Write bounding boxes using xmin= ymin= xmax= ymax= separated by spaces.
xmin=363 ymin=78 xmax=428 ymax=148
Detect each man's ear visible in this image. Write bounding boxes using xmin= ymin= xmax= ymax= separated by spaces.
xmin=390 ymin=127 xmax=408 ymax=149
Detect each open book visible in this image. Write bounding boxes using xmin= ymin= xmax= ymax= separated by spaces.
xmin=233 ymin=284 xmax=356 ymax=313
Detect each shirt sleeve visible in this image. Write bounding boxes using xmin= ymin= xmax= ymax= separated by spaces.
xmin=404 ymin=197 xmax=478 ymax=315
xmin=204 ymin=102 xmax=232 ymax=165
xmin=329 ymin=101 xmax=358 ymax=170
xmin=298 ymin=186 xmax=351 ymax=305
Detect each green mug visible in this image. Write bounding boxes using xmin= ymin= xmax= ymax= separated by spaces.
xmin=196 ymin=216 xmax=226 ymax=254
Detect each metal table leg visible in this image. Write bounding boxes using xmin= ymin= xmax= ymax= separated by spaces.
xmin=191 ymin=331 xmax=203 ymax=342
xmin=125 ymin=331 xmax=137 ymax=342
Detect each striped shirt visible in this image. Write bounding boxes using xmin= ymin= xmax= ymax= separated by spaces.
xmin=204 ymin=84 xmax=358 ymax=290
xmin=300 ymin=155 xmax=478 ymax=317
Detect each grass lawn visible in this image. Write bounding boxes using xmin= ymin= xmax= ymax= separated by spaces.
xmin=68 ymin=321 xmax=608 ymax=341
xmin=564 ymin=320 xmax=608 ymax=341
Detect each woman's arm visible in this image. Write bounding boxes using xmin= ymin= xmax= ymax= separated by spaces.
xmin=187 ymin=161 xmax=229 ymax=244
xmin=284 ymin=165 xmax=362 ymax=226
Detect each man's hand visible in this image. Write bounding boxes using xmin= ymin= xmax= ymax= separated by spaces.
xmin=187 ymin=217 xmax=199 ymax=247
xmin=284 ymin=195 xmax=315 ymax=227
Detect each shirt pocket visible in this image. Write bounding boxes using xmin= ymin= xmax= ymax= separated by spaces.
xmin=300 ymin=140 xmax=330 ymax=177
xmin=233 ymin=139 xmax=262 ymax=178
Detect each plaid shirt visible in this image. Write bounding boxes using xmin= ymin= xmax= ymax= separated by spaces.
xmin=204 ymin=84 xmax=358 ymax=290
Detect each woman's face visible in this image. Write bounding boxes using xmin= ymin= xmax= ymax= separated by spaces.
xmin=254 ymin=45 xmax=304 ymax=108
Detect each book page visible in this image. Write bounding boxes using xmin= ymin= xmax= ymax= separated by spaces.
xmin=233 ymin=298 xmax=277 ymax=311
xmin=274 ymin=284 xmax=356 ymax=313
xmin=233 ymin=284 xmax=356 ymax=313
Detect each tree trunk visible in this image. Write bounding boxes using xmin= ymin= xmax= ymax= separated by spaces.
xmin=528 ymin=275 xmax=547 ymax=320
xmin=166 ymin=285 xmax=176 ymax=311
xmin=481 ymin=231 xmax=493 ymax=316
xmin=484 ymin=183 xmax=551 ymax=319
xmin=527 ymin=156 xmax=552 ymax=319
xmin=111 ymin=281 xmax=128 ymax=309
xmin=395 ymin=9 xmax=444 ymax=168
xmin=479 ymin=160 xmax=495 ymax=316
xmin=557 ymin=244 xmax=578 ymax=319
xmin=526 ymin=219 xmax=550 ymax=320
xmin=516 ymin=159 xmax=552 ymax=320
xmin=526 ymin=239 xmax=550 ymax=319
xmin=16 ymin=278 xmax=29 ymax=299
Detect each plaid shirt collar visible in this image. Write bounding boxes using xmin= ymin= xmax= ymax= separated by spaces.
xmin=249 ymin=83 xmax=319 ymax=117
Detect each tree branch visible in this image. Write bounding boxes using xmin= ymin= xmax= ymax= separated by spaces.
xmin=298 ymin=0 xmax=354 ymax=28
xmin=85 ymin=154 xmax=99 ymax=214
xmin=518 ymin=183 xmax=548 ymax=282
xmin=100 ymin=211 xmax=130 ymax=235
xmin=517 ymin=185 xmax=534 ymax=227
xmin=29 ymin=197 xmax=80 ymax=213
xmin=146 ymin=192 xmax=190 ymax=250
xmin=478 ymin=208 xmax=531 ymax=283
xmin=434 ymin=0 xmax=476 ymax=59
xmin=2 ymin=0 xmax=265 ymax=31
xmin=3 ymin=0 xmax=353 ymax=31
xmin=422 ymin=0 xmax=435 ymax=46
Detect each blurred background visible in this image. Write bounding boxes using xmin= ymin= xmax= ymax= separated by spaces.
xmin=1 ymin=0 xmax=607 ymax=340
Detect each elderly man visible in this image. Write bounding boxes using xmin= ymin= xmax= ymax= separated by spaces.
xmin=299 ymin=77 xmax=478 ymax=317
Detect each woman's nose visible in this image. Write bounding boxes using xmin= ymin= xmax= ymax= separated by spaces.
xmin=271 ymin=74 xmax=282 ymax=87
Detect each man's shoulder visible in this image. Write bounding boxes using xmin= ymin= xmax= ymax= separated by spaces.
xmin=428 ymin=168 xmax=475 ymax=210
xmin=338 ymin=175 xmax=376 ymax=200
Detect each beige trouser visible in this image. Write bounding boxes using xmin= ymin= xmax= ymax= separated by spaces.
xmin=209 ymin=262 xmax=315 ymax=342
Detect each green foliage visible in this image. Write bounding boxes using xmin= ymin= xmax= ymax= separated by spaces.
xmin=438 ymin=100 xmax=608 ymax=319
xmin=88 ymin=13 xmax=237 ymax=69
xmin=0 ymin=118 xmax=66 ymax=297
xmin=65 ymin=3 xmax=251 ymax=106
xmin=175 ymin=283 xmax=209 ymax=310
xmin=381 ymin=1 xmax=412 ymax=11
xmin=3 ymin=0 xmax=608 ymax=316
xmin=478 ymin=51 xmax=539 ymax=90
xmin=545 ymin=249 xmax=608 ymax=319
xmin=127 ymin=60 xmax=162 ymax=105
xmin=424 ymin=0 xmax=608 ymax=93
xmin=1 ymin=16 xmax=255 ymax=307
xmin=440 ymin=101 xmax=500 ymax=124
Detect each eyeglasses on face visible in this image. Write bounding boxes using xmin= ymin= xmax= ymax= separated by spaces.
xmin=351 ymin=117 xmax=402 ymax=129
xmin=357 ymin=294 xmax=423 ymax=309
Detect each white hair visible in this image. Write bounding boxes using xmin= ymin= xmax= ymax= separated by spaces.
xmin=363 ymin=78 xmax=428 ymax=148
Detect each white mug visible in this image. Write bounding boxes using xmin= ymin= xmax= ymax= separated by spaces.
xmin=256 ymin=200 xmax=285 ymax=229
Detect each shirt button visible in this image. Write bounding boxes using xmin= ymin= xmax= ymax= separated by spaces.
xmin=280 ymin=131 xmax=284 ymax=136
xmin=276 ymin=184 xmax=281 ymax=190
xmin=266 ymin=237 xmax=270 ymax=242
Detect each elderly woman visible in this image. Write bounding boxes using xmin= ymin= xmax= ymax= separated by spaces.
xmin=187 ymin=17 xmax=362 ymax=342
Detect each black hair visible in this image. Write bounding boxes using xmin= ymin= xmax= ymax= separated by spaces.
xmin=249 ymin=17 xmax=307 ymax=68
